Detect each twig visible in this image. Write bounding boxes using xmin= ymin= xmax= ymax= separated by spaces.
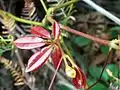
xmin=0 ymin=9 xmax=43 ymax=26
xmin=61 ymin=24 xmax=109 ymax=45
xmin=82 ymin=0 xmax=120 ymax=25
xmin=47 ymin=16 xmax=109 ymax=46
xmin=48 ymin=57 xmax=63 ymax=90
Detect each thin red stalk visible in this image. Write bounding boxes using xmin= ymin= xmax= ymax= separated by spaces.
xmin=60 ymin=24 xmax=109 ymax=46
xmin=87 ymin=50 xmax=111 ymax=90
xmin=47 ymin=17 xmax=109 ymax=46
xmin=48 ymin=57 xmax=63 ymax=90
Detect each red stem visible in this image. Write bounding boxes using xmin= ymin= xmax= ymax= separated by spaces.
xmin=60 ymin=24 xmax=109 ymax=46
xmin=48 ymin=17 xmax=109 ymax=46
xmin=48 ymin=57 xmax=63 ymax=90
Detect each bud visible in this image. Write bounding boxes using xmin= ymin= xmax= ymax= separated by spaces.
xmin=65 ymin=65 xmax=76 ymax=78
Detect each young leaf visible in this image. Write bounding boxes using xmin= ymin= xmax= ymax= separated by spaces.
xmin=14 ymin=36 xmax=46 ymax=49
xmin=51 ymin=46 xmax=62 ymax=69
xmin=52 ymin=22 xmax=60 ymax=40
xmin=74 ymin=36 xmax=91 ymax=46
xmin=31 ymin=26 xmax=51 ymax=39
xmin=26 ymin=46 xmax=53 ymax=72
xmin=72 ymin=67 xmax=86 ymax=89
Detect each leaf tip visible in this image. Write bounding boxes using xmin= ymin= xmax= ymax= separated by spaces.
xmin=52 ymin=21 xmax=60 ymax=39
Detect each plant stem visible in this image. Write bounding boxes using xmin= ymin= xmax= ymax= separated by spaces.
xmin=47 ymin=16 xmax=109 ymax=46
xmin=0 ymin=9 xmax=43 ymax=26
xmin=61 ymin=24 xmax=109 ymax=45
xmin=40 ymin=0 xmax=48 ymax=13
xmin=48 ymin=57 xmax=63 ymax=90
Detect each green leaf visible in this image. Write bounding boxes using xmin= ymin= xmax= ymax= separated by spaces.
xmin=74 ymin=36 xmax=91 ymax=46
xmin=88 ymin=64 xmax=119 ymax=82
xmin=109 ymin=26 xmax=120 ymax=38
xmin=110 ymin=26 xmax=120 ymax=31
xmin=88 ymin=78 xmax=108 ymax=90
xmin=88 ymin=66 xmax=102 ymax=80
xmin=110 ymin=31 xmax=119 ymax=38
xmin=100 ymin=46 xmax=109 ymax=55
xmin=106 ymin=64 xmax=119 ymax=78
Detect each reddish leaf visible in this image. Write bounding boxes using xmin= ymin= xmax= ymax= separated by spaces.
xmin=31 ymin=26 xmax=51 ymax=39
xmin=25 ymin=46 xmax=53 ymax=72
xmin=51 ymin=46 xmax=62 ymax=69
xmin=14 ymin=36 xmax=46 ymax=49
xmin=52 ymin=21 xmax=60 ymax=40
xmin=72 ymin=67 xmax=86 ymax=89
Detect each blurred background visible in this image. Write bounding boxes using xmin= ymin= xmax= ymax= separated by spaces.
xmin=0 ymin=0 xmax=120 ymax=90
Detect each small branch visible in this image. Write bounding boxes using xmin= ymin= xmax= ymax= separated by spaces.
xmin=0 ymin=9 xmax=43 ymax=26
xmin=48 ymin=57 xmax=63 ymax=90
xmin=47 ymin=16 xmax=109 ymax=46
xmin=61 ymin=24 xmax=109 ymax=45
xmin=82 ymin=0 xmax=120 ymax=25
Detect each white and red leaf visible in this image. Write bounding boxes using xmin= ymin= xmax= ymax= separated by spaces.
xmin=31 ymin=26 xmax=51 ymax=39
xmin=51 ymin=46 xmax=62 ymax=69
xmin=14 ymin=36 xmax=46 ymax=49
xmin=25 ymin=46 xmax=53 ymax=72
xmin=72 ymin=67 xmax=86 ymax=89
xmin=52 ymin=21 xmax=60 ymax=40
